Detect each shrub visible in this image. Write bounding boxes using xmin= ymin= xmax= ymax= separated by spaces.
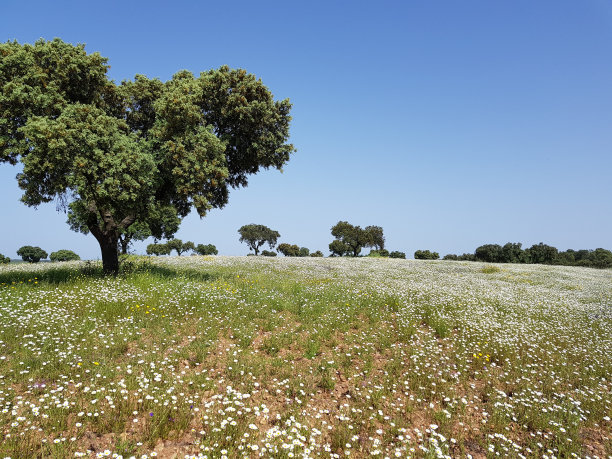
xmin=195 ymin=244 xmax=218 ymax=255
xmin=457 ymin=253 xmax=476 ymax=261
xmin=310 ymin=250 xmax=324 ymax=257
xmin=443 ymin=254 xmax=459 ymax=260
xmin=17 ymin=246 xmax=48 ymax=263
xmin=0 ymin=253 xmax=10 ymax=264
xmin=298 ymin=247 xmax=310 ymax=257
xmin=49 ymin=250 xmax=80 ymax=262
xmin=261 ymin=250 xmax=277 ymax=257
xmin=368 ymin=249 xmax=389 ymax=258
xmin=389 ymin=251 xmax=406 ymax=259
xmin=481 ymin=265 xmax=501 ymax=274
xmin=414 ymin=250 xmax=439 ymax=260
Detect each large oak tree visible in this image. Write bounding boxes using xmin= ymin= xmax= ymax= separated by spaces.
xmin=0 ymin=39 xmax=294 ymax=273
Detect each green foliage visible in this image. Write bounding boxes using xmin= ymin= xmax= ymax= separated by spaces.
xmin=328 ymin=239 xmax=350 ymax=257
xmin=277 ymin=243 xmax=300 ymax=257
xmin=68 ymin=204 xmax=181 ymax=255
xmin=238 ymin=224 xmax=280 ymax=255
xmin=501 ymin=242 xmax=528 ymax=263
xmin=364 ymin=225 xmax=385 ymax=250
xmin=447 ymin=243 xmax=611 ymax=269
xmin=481 ymin=265 xmax=501 ymax=274
xmin=49 ymin=250 xmax=80 ymax=262
xmin=16 ymin=245 xmax=47 ymax=263
xmin=0 ymin=253 xmax=10 ymax=264
xmin=261 ymin=250 xmax=277 ymax=257
xmin=166 ymin=239 xmax=195 ymax=256
xmin=298 ymin=247 xmax=310 ymax=257
xmin=555 ymin=248 xmax=612 ymax=269
xmin=195 ymin=244 xmax=218 ymax=256
xmin=330 ymin=221 xmax=372 ymax=257
xmin=414 ymin=249 xmax=440 ymax=260
xmin=475 ymin=244 xmax=504 ymax=263
xmin=368 ymin=249 xmax=390 ymax=258
xmin=310 ymin=250 xmax=324 ymax=257
xmin=146 ymin=243 xmax=171 ymax=256
xmin=527 ymin=242 xmax=558 ymax=265
xmin=0 ymin=39 xmax=294 ymax=274
xmin=389 ymin=251 xmax=406 ymax=259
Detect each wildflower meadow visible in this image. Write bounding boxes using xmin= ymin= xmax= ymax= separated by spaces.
xmin=0 ymin=257 xmax=610 ymax=458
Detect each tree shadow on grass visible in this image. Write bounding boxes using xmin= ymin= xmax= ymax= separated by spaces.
xmin=0 ymin=260 xmax=221 ymax=287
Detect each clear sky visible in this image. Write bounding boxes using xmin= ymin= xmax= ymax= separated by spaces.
xmin=1 ymin=0 xmax=611 ymax=259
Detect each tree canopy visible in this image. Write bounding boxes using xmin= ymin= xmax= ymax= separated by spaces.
xmin=238 ymin=224 xmax=280 ymax=255
xmin=0 ymin=39 xmax=294 ymax=273
xmin=330 ymin=221 xmax=372 ymax=257
xmin=166 ymin=239 xmax=195 ymax=256
xmin=414 ymin=250 xmax=439 ymax=260
xmin=364 ymin=226 xmax=385 ymax=251
xmin=146 ymin=243 xmax=172 ymax=256
xmin=195 ymin=244 xmax=218 ymax=256
xmin=17 ymin=246 xmax=47 ymax=263
xmin=49 ymin=249 xmax=80 ymax=262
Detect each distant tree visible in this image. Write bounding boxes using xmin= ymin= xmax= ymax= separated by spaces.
xmin=49 ymin=250 xmax=80 ymax=262
xmin=443 ymin=254 xmax=459 ymax=260
xmin=195 ymin=243 xmax=218 ymax=255
xmin=554 ymin=250 xmax=575 ymax=266
xmin=501 ymin=242 xmax=528 ymax=263
xmin=389 ymin=251 xmax=406 ymax=259
xmin=310 ymin=250 xmax=324 ymax=257
xmin=146 ymin=243 xmax=171 ymax=256
xmin=277 ymin=243 xmax=300 ymax=257
xmin=588 ymin=248 xmax=612 ymax=268
xmin=329 ymin=239 xmax=350 ymax=257
xmin=298 ymin=247 xmax=310 ymax=257
xmin=457 ymin=253 xmax=477 ymax=261
xmin=166 ymin=239 xmax=195 ymax=256
xmin=527 ymin=243 xmax=558 ymax=265
xmin=238 ymin=224 xmax=280 ymax=255
xmin=364 ymin=226 xmax=385 ymax=251
xmin=330 ymin=221 xmax=370 ymax=257
xmin=414 ymin=250 xmax=440 ymax=260
xmin=17 ymin=246 xmax=48 ymax=263
xmin=475 ymin=244 xmax=504 ymax=263
xmin=554 ymin=248 xmax=612 ymax=268
xmin=573 ymin=249 xmax=591 ymax=263
xmin=261 ymin=250 xmax=277 ymax=257
xmin=0 ymin=254 xmax=10 ymax=264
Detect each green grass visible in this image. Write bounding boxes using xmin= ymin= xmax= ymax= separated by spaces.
xmin=0 ymin=256 xmax=609 ymax=458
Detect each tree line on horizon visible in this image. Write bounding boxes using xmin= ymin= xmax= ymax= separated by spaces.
xmin=439 ymin=242 xmax=612 ymax=269
xmin=2 ymin=233 xmax=610 ymax=270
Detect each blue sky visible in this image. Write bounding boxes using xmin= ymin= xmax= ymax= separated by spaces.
xmin=1 ymin=0 xmax=611 ymax=259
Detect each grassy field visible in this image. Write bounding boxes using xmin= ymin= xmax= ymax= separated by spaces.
xmin=0 ymin=256 xmax=610 ymax=458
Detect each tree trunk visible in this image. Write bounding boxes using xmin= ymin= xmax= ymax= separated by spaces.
xmin=99 ymin=234 xmax=120 ymax=275
xmin=119 ymin=235 xmax=130 ymax=255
